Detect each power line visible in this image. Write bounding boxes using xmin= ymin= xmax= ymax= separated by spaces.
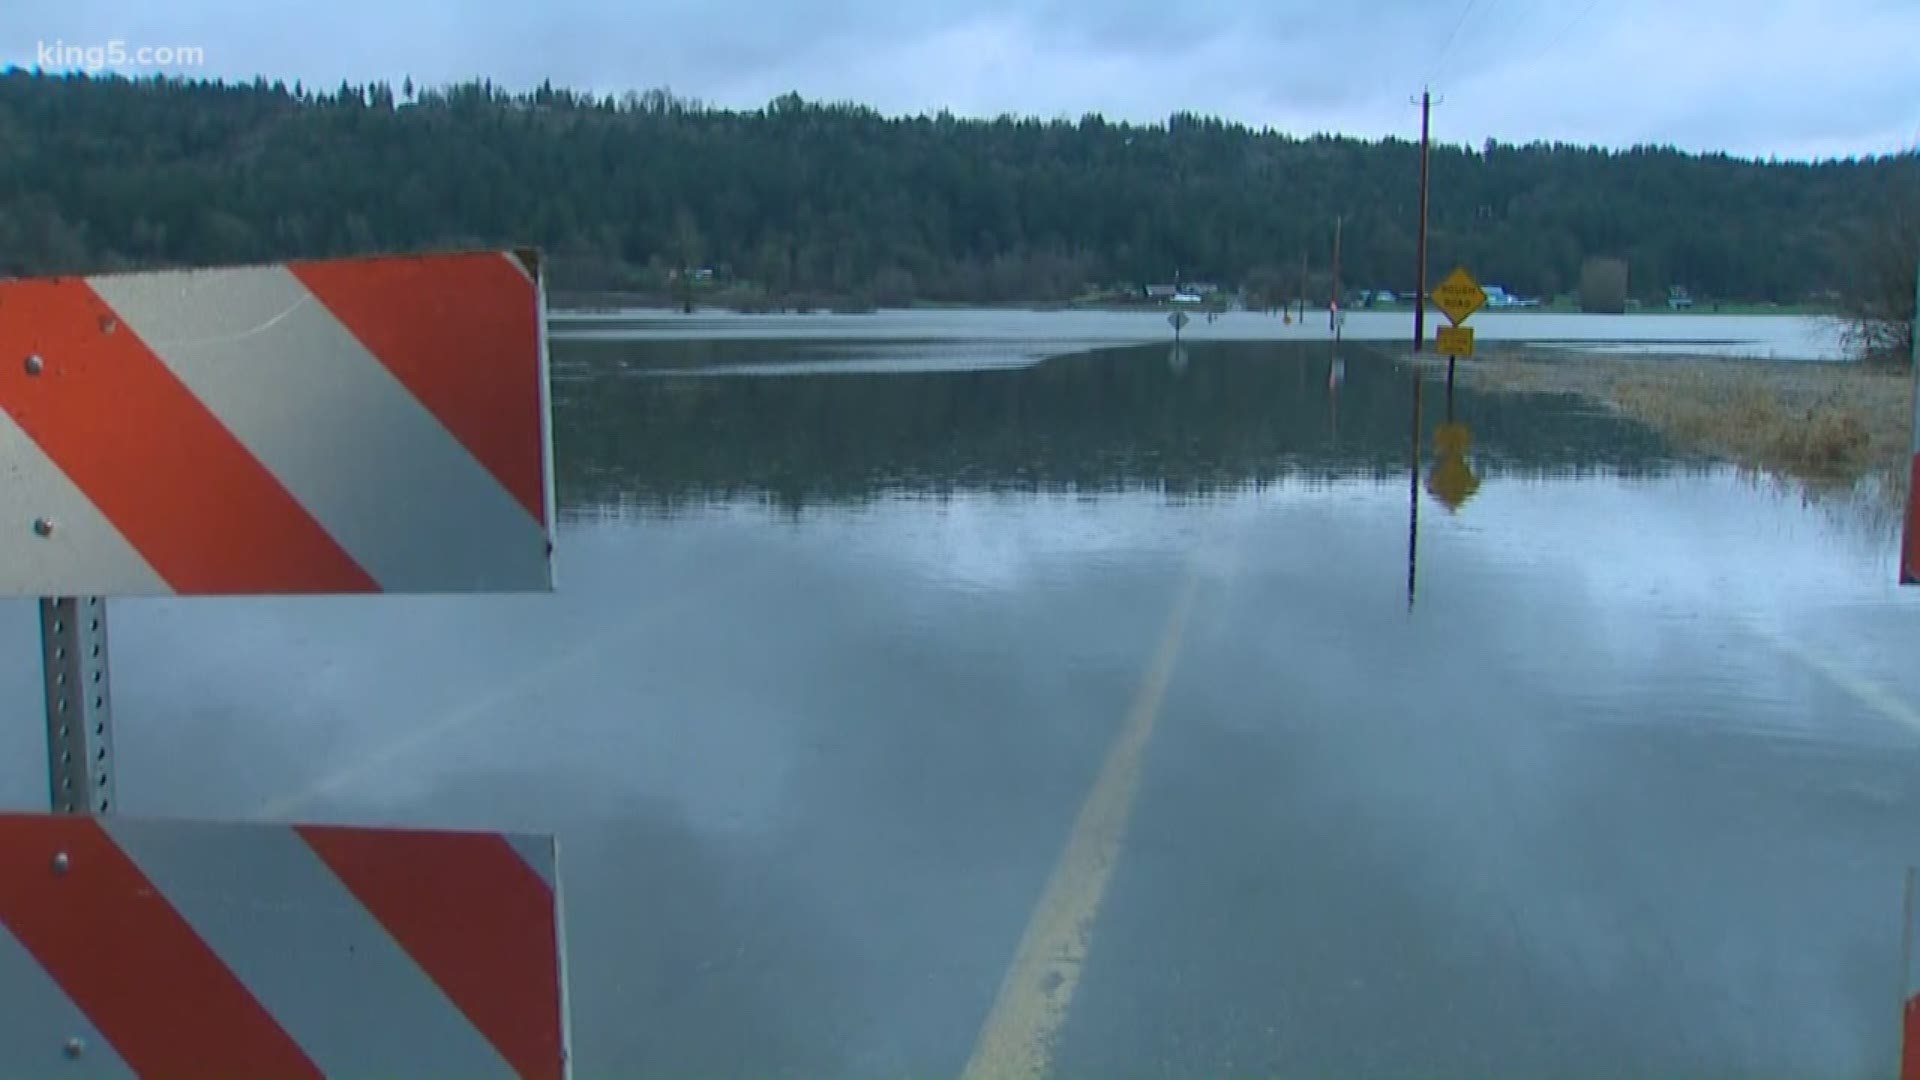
xmin=1428 ymin=0 xmax=1497 ymax=90
xmin=1421 ymin=0 xmax=1483 ymax=88
xmin=1535 ymin=0 xmax=1603 ymax=62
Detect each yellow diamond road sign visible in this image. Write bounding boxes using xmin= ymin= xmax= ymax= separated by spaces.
xmin=1430 ymin=266 xmax=1486 ymax=325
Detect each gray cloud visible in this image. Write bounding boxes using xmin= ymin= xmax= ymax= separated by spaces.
xmin=2 ymin=0 xmax=1915 ymax=158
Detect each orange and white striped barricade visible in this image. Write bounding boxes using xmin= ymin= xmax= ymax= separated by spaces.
xmin=0 ymin=251 xmax=569 ymax=1075
xmin=0 ymin=814 xmax=568 ymax=1078
xmin=0 ymin=250 xmax=555 ymax=810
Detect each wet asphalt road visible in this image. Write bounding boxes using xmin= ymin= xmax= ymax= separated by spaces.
xmin=2 ymin=338 xmax=1917 ymax=1077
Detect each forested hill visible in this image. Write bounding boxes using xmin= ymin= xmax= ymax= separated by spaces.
xmin=0 ymin=70 xmax=1913 ymax=304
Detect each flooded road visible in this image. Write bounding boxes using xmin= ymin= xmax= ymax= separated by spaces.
xmin=552 ymin=306 xmax=1851 ymax=360
xmin=2 ymin=319 xmax=1915 ymax=1076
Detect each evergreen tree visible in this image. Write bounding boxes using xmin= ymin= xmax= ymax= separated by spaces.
xmin=0 ymin=70 xmax=1910 ymax=306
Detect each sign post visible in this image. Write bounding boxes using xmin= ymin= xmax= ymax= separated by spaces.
xmin=0 ymin=249 xmax=570 ymax=1074
xmin=1435 ymin=325 xmax=1474 ymax=359
xmin=39 ymin=597 xmax=112 ymax=815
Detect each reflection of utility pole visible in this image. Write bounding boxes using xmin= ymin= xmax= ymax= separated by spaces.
xmin=1411 ymin=88 xmax=1440 ymax=352
xmin=1406 ymin=375 xmax=1423 ymax=611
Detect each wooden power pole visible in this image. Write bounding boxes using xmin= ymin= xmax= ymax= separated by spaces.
xmin=1413 ymin=88 xmax=1434 ymax=353
xmin=1331 ymin=215 xmax=1343 ymax=333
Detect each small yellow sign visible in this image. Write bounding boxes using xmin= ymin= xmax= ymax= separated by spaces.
xmin=1430 ymin=266 xmax=1486 ymax=325
xmin=1435 ymin=325 xmax=1474 ymax=358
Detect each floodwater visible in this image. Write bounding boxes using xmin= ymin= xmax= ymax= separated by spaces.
xmin=3 ymin=313 xmax=1917 ymax=1077
xmin=552 ymin=305 xmax=1851 ymax=360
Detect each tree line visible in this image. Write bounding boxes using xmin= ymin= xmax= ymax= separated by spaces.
xmin=1 ymin=69 xmax=1914 ymax=310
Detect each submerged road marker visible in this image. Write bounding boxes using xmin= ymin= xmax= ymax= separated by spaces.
xmin=961 ymin=564 xmax=1204 ymax=1080
xmin=1750 ymin=624 xmax=1920 ymax=736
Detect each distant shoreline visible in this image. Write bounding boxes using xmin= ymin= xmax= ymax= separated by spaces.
xmin=548 ymin=294 xmax=1839 ymax=319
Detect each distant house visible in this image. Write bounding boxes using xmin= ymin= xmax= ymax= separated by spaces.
xmin=1668 ymin=285 xmax=1694 ymax=310
xmin=1482 ymin=285 xmax=1514 ymax=307
xmin=1372 ymin=289 xmax=1397 ymax=304
xmin=1144 ymin=284 xmax=1179 ymax=300
xmin=1183 ymin=282 xmax=1220 ymax=296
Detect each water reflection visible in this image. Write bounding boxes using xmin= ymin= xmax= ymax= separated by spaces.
xmin=1406 ymin=362 xmax=1484 ymax=609
xmin=36 ymin=328 xmax=1911 ymax=1079
xmin=1428 ymin=423 xmax=1482 ymax=511
xmin=552 ymin=340 xmax=1684 ymax=516
xmin=1406 ymin=373 xmax=1423 ymax=611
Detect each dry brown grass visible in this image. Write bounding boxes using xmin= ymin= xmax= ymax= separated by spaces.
xmin=1421 ymin=346 xmax=1913 ymax=498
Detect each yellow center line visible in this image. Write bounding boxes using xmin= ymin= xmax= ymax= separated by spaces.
xmin=961 ymin=561 xmax=1206 ymax=1080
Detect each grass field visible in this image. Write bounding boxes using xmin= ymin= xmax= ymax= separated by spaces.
xmin=1425 ymin=345 xmax=1913 ymax=499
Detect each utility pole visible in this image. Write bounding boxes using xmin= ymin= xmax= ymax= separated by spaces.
xmin=1412 ymin=88 xmax=1436 ymax=353
xmin=1331 ymin=215 xmax=1343 ymax=334
xmin=1298 ymin=250 xmax=1309 ymax=322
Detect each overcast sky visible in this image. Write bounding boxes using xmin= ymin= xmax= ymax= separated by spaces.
xmin=3 ymin=0 xmax=1916 ymax=160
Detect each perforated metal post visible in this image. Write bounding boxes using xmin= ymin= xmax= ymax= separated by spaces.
xmin=40 ymin=597 xmax=114 ymax=815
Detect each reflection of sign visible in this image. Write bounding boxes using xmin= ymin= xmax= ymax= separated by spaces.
xmin=1167 ymin=311 xmax=1189 ymax=332
xmin=1430 ymin=266 xmax=1485 ymax=325
xmin=1435 ymin=325 xmax=1474 ymax=358
xmin=0 ymin=251 xmax=555 ymax=596
xmin=0 ymin=813 xmax=569 ymax=1078
xmin=1427 ymin=422 xmax=1480 ymax=511
xmin=1435 ymin=423 xmax=1472 ymax=456
xmin=1167 ymin=343 xmax=1189 ymax=375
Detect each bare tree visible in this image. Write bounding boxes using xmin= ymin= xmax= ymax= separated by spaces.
xmin=1579 ymin=257 xmax=1628 ymax=314
xmin=1837 ymin=197 xmax=1917 ymax=368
